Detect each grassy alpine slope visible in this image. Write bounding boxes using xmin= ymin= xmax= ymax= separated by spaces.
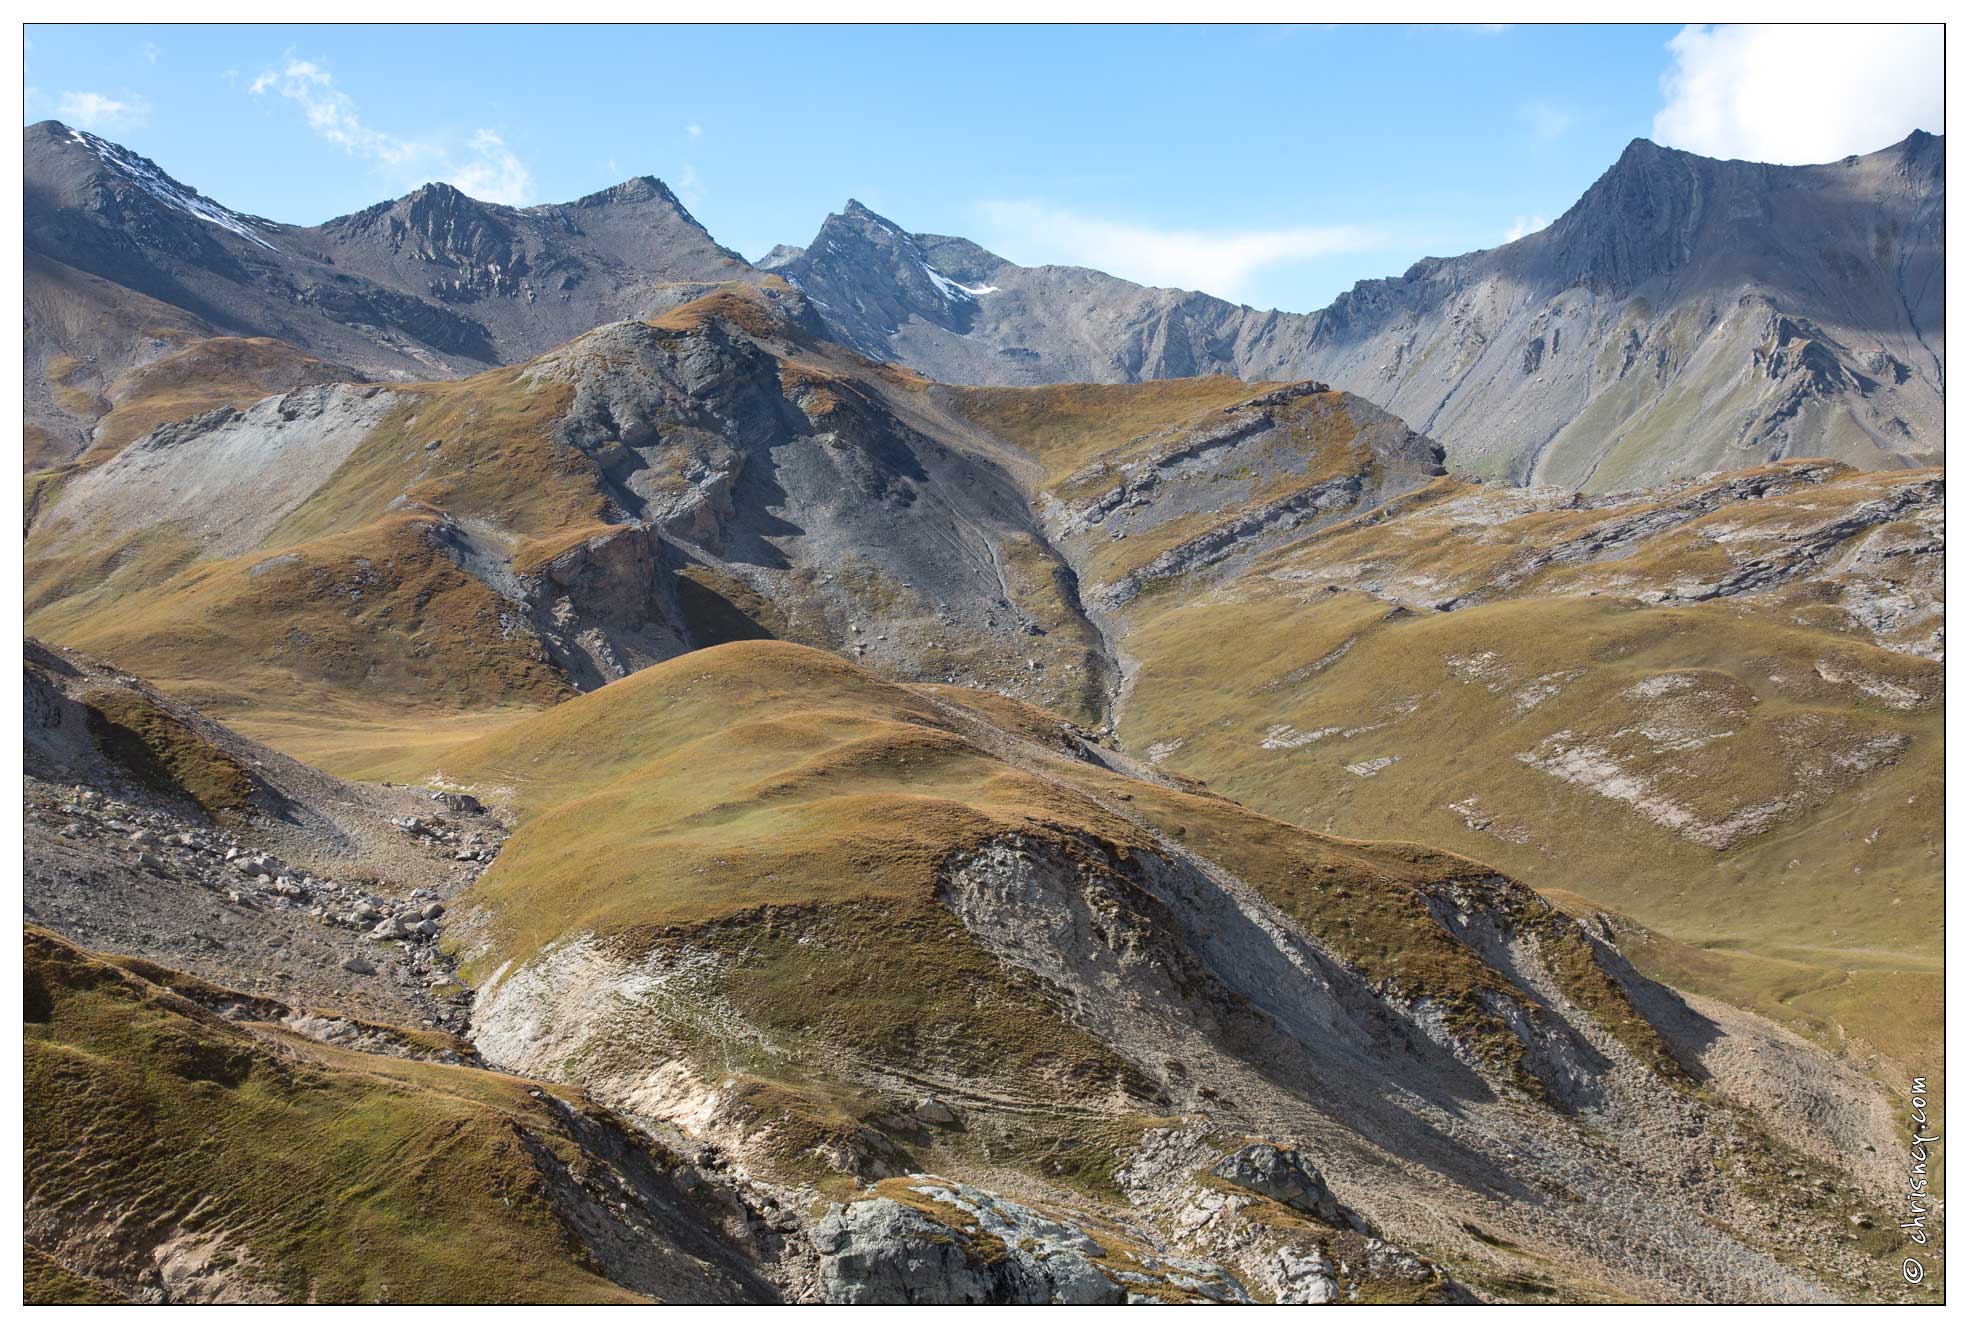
xmin=20 ymin=273 xmax=1943 ymax=1301
xmin=23 ymin=927 xmax=774 ymax=1305
xmin=1106 ymin=462 xmax=1942 ymax=1076
xmin=417 ymin=638 xmax=1917 ymax=1303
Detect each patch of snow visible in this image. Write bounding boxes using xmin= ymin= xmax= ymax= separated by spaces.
xmin=920 ymin=262 xmax=999 ymax=303
xmin=73 ymin=127 xmax=278 ymax=250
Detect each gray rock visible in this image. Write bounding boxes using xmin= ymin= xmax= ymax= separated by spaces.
xmin=812 ymin=1198 xmax=1003 ymax=1305
xmin=811 ymin=1178 xmax=1241 ymax=1305
xmin=1265 ymin=1245 xmax=1339 ymax=1305
xmin=914 ymin=1096 xmax=958 ymax=1127
xmin=1211 ymin=1142 xmax=1348 ymax=1226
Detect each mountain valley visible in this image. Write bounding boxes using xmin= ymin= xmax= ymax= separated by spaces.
xmin=18 ymin=111 xmax=1946 ymax=1306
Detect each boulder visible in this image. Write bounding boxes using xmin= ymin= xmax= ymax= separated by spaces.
xmin=914 ymin=1096 xmax=959 ymax=1127
xmin=810 ymin=1179 xmax=1239 ymax=1305
xmin=1210 ymin=1143 xmax=1348 ymax=1226
xmin=811 ymin=1198 xmax=1037 ymax=1305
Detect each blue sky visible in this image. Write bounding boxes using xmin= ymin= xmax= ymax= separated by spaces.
xmin=23 ymin=23 xmax=1944 ymax=312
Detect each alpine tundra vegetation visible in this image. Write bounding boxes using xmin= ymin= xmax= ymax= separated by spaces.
xmin=16 ymin=23 xmax=1946 ymax=1306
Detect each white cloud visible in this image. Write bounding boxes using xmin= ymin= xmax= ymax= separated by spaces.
xmin=1504 ymin=215 xmax=1549 ymax=243
xmin=675 ymin=163 xmax=703 ymax=210
xmin=58 ymin=91 xmax=151 ymax=131
xmin=972 ymin=200 xmax=1380 ymax=303
xmin=1653 ymin=24 xmax=1941 ymax=164
xmin=448 ymin=130 xmax=532 ymax=206
xmin=248 ymin=57 xmax=534 ymax=204
xmin=1525 ymin=102 xmax=1573 ymax=143
xmin=686 ymin=122 xmax=703 ymax=140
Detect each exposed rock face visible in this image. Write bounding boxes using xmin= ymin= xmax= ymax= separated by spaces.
xmin=768 ymin=202 xmax=1004 ymax=364
xmin=40 ymin=382 xmax=398 ymax=558
xmin=1021 ymin=383 xmax=1447 ymax=616
xmin=312 ymin=176 xmax=749 ymax=330
xmin=1116 ymin=1127 xmax=1469 ymax=1305
xmin=776 ymin=134 xmax=1944 ymax=489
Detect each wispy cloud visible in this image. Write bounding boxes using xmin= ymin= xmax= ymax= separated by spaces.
xmin=686 ymin=122 xmax=703 ymax=140
xmin=248 ymin=57 xmax=535 ymax=204
xmin=1504 ymin=215 xmax=1549 ymax=243
xmin=59 ymin=90 xmax=151 ymax=131
xmin=972 ymin=200 xmax=1381 ymax=304
xmin=449 ymin=130 xmax=531 ymax=205
xmin=674 ymin=163 xmax=704 ymax=209
xmin=1524 ymin=102 xmax=1573 ymax=143
xmin=144 ymin=42 xmax=160 ymax=65
xmin=1653 ymin=23 xmax=1941 ymax=164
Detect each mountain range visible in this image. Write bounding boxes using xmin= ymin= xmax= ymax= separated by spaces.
xmin=20 ymin=113 xmax=1945 ymax=1306
xmin=25 ymin=121 xmax=1943 ymax=489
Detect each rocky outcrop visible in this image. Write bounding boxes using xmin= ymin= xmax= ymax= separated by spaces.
xmin=1209 ymin=1143 xmax=1349 ymax=1226
xmin=810 ymin=1179 xmax=1246 ymax=1305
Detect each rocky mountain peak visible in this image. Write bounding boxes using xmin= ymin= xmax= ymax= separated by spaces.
xmin=1887 ymin=127 xmax=1945 ymax=188
xmin=322 ymin=180 xmax=522 ymax=280
xmin=27 ymin=119 xmax=280 ymax=251
xmin=813 ymin=198 xmax=913 ymax=250
xmin=774 ymin=199 xmax=1003 ymax=356
xmin=1538 ymin=138 xmax=1711 ymax=292
xmin=566 ymin=174 xmax=685 ymax=211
